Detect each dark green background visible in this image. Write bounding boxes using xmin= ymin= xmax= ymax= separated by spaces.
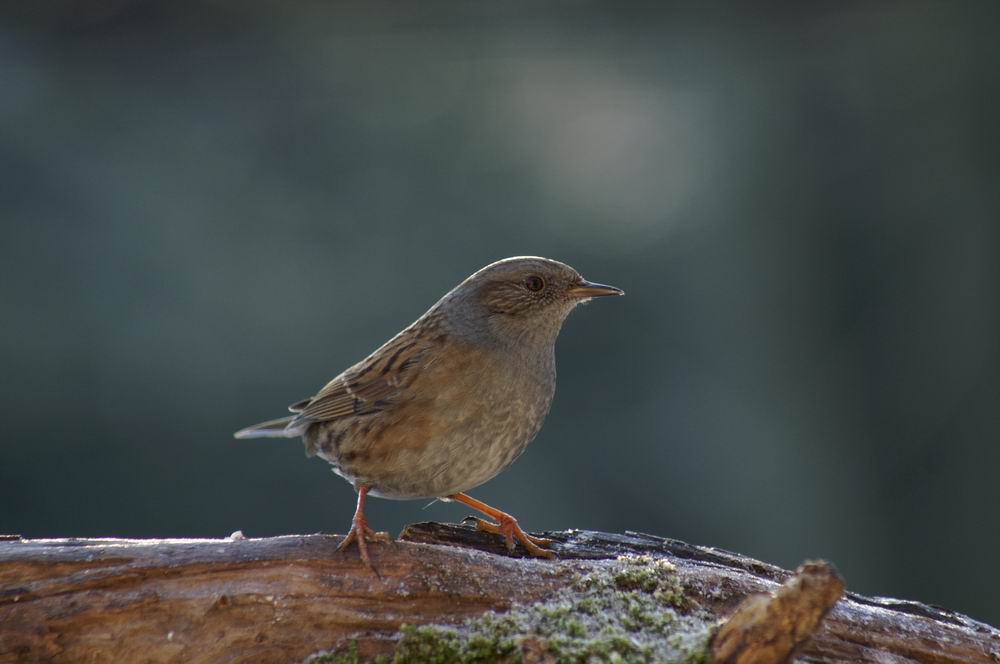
xmin=2 ymin=2 xmax=998 ymax=625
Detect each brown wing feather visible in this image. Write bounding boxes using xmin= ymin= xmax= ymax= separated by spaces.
xmin=289 ymin=328 xmax=432 ymax=426
xmin=288 ymin=398 xmax=312 ymax=413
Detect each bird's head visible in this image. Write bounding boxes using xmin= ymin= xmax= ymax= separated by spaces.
xmin=442 ymin=256 xmax=623 ymax=346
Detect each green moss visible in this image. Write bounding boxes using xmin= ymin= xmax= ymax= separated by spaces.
xmin=307 ymin=641 xmax=366 ymax=664
xmin=307 ymin=642 xmax=392 ymax=664
xmin=611 ymin=556 xmax=689 ymax=610
xmin=393 ymin=624 xmax=519 ymax=664
xmin=312 ymin=555 xmax=713 ymax=664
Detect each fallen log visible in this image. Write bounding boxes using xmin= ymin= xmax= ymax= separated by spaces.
xmin=1 ymin=524 xmax=997 ymax=663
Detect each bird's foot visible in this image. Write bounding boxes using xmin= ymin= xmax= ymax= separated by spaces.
xmin=468 ymin=515 xmax=555 ymax=559
xmin=338 ymin=514 xmax=391 ymax=575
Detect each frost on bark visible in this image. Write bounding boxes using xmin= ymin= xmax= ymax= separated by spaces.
xmin=1 ymin=525 xmax=997 ymax=663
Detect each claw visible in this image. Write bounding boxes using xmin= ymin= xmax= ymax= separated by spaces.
xmin=466 ymin=515 xmax=555 ymax=559
xmin=451 ymin=493 xmax=557 ymax=560
xmin=339 ymin=486 xmax=391 ymax=576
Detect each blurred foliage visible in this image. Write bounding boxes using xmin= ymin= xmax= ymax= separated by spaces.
xmin=1 ymin=1 xmax=998 ymax=624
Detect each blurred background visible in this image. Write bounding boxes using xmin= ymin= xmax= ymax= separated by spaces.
xmin=2 ymin=1 xmax=998 ymax=625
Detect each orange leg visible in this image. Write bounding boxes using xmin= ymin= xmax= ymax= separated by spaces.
xmin=447 ymin=493 xmax=554 ymax=559
xmin=338 ymin=485 xmax=391 ymax=574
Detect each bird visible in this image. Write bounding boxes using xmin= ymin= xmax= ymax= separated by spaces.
xmin=235 ymin=256 xmax=623 ymax=570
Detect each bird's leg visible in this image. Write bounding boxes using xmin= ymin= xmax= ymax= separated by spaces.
xmin=338 ymin=485 xmax=391 ymax=574
xmin=447 ymin=492 xmax=554 ymax=559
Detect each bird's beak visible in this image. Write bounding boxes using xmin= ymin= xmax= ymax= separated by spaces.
xmin=568 ymin=279 xmax=625 ymax=299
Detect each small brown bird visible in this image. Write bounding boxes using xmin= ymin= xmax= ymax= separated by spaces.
xmin=235 ymin=256 xmax=622 ymax=568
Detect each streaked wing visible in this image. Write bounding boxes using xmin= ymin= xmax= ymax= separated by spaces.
xmin=289 ymin=329 xmax=431 ymax=425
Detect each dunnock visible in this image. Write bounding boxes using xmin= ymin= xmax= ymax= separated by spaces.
xmin=235 ymin=256 xmax=622 ymax=569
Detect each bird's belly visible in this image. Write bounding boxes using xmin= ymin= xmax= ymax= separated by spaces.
xmin=320 ymin=391 xmax=549 ymax=500
xmin=311 ymin=346 xmax=556 ymax=500
xmin=369 ymin=400 xmax=547 ymax=499
xmin=420 ymin=422 xmax=539 ymax=497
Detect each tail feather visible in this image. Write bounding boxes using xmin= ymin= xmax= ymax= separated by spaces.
xmin=233 ymin=416 xmax=303 ymax=439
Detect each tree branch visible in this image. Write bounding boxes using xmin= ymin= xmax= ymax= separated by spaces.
xmin=1 ymin=524 xmax=997 ymax=663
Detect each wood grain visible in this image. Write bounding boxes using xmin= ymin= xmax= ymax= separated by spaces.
xmin=1 ymin=524 xmax=997 ymax=663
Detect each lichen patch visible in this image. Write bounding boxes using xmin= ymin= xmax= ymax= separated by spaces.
xmin=309 ymin=554 xmax=714 ymax=663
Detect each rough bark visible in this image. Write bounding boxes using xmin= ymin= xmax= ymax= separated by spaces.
xmin=0 ymin=524 xmax=997 ymax=663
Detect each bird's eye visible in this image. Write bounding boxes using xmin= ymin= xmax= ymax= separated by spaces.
xmin=524 ymin=275 xmax=545 ymax=292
